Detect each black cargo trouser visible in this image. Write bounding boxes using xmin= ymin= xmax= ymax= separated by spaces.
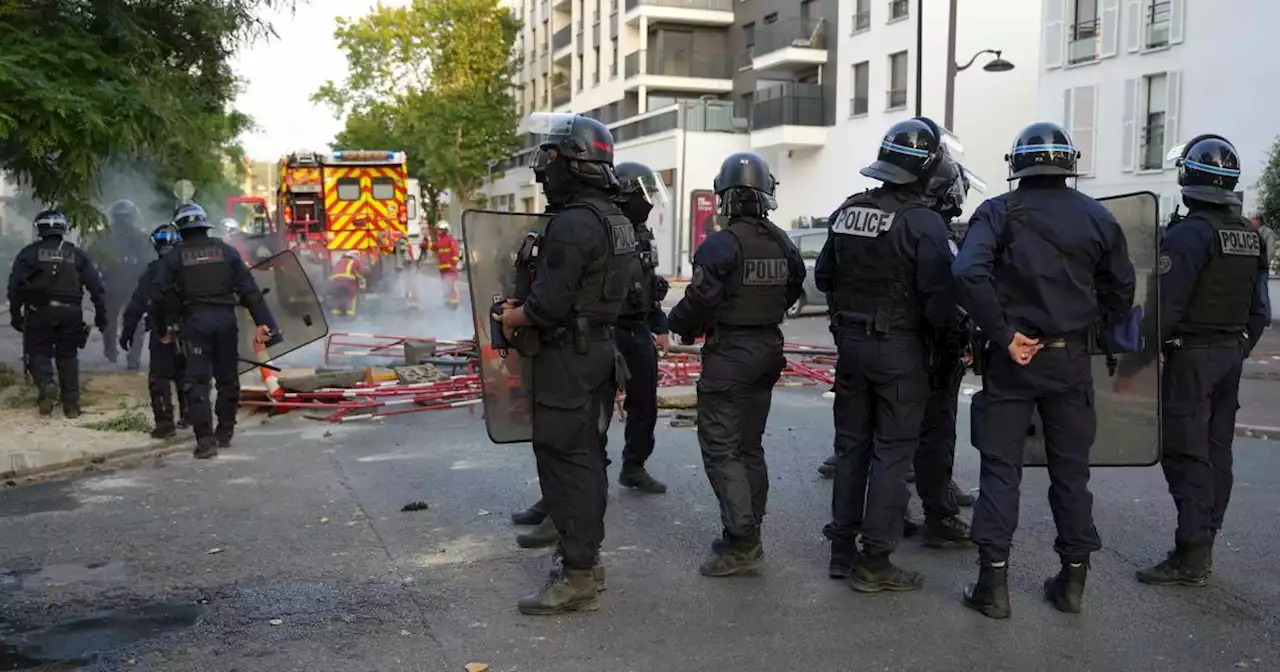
xmin=148 ymin=331 xmax=190 ymax=426
xmin=696 ymin=326 xmax=785 ymax=539
xmin=104 ymin=285 xmax=142 ymax=367
xmin=916 ymin=372 xmax=962 ymax=520
xmin=25 ymin=303 xmax=84 ymax=404
xmin=970 ymin=340 xmax=1101 ymax=563
xmin=603 ymin=322 xmax=659 ymax=470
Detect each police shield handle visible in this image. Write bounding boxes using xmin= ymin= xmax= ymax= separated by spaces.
xmin=1008 ymin=332 xmax=1042 ymax=366
xmin=254 ymin=325 xmax=273 ymax=345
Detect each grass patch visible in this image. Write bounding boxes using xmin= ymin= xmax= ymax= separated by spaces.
xmin=4 ymin=384 xmax=38 ymax=408
xmin=0 ymin=363 xmax=19 ymax=389
xmin=83 ymin=410 xmax=152 ymax=433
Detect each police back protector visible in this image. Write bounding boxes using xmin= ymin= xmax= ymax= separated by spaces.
xmin=31 ymin=240 xmax=82 ymax=305
xmin=563 ymin=195 xmax=638 ymax=324
xmin=716 ymin=217 xmax=791 ymax=327
xmin=828 ymin=189 xmax=925 ymax=333
xmin=177 ymin=240 xmax=236 ymax=306
xmin=1180 ymin=210 xmax=1264 ymax=333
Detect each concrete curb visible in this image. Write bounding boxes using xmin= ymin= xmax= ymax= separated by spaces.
xmin=1234 ymin=424 xmax=1280 ymax=441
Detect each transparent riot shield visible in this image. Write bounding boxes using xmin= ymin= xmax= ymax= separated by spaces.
xmin=236 ymin=250 xmax=330 ymax=374
xmin=462 ymin=209 xmax=552 ymax=444
xmin=1024 ymin=191 xmax=1162 ymax=467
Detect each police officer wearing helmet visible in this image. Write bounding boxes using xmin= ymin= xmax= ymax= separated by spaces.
xmin=7 ymin=210 xmax=108 ymax=417
xmin=816 ymin=117 xmax=962 ymax=592
xmin=668 ymin=152 xmax=805 ymax=577
xmin=952 ymin=121 xmax=1135 ymax=618
xmin=1115 ymin=135 xmax=1269 ymax=588
xmin=120 ymin=224 xmax=190 ymax=438
xmin=150 ymin=204 xmax=278 ymax=460
xmin=495 ymin=113 xmax=637 ymax=615
xmin=101 ymin=199 xmax=149 ymax=369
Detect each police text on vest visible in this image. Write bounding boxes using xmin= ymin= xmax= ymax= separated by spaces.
xmin=832 ymin=207 xmax=895 ymax=237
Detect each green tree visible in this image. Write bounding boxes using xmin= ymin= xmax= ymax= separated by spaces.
xmin=1256 ymin=135 xmax=1280 ymax=235
xmin=0 ymin=0 xmax=292 ymax=230
xmin=315 ymin=0 xmax=522 ymax=208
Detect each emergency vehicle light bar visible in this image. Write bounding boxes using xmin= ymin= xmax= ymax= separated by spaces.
xmin=330 ymin=150 xmax=405 ymax=163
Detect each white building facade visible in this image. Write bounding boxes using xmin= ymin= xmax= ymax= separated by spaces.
xmin=1036 ymin=0 xmax=1279 ymax=219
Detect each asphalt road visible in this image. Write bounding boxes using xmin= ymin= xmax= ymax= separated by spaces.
xmin=0 ymin=315 xmax=1278 ymax=671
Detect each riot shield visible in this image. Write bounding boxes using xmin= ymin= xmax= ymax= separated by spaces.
xmin=462 ymin=209 xmax=552 ymax=444
xmin=236 ymin=250 xmax=329 ymax=374
xmin=1024 ymin=191 xmax=1161 ymax=467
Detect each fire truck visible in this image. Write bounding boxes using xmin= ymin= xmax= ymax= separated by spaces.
xmin=276 ymin=149 xmax=410 ymax=286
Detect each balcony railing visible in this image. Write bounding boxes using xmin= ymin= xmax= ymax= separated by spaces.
xmin=889 ymin=0 xmax=909 ymax=21
xmin=887 ymin=88 xmax=907 ymax=109
xmin=551 ymin=82 xmax=571 ymax=107
xmin=625 ymin=49 xmax=733 ymax=79
xmin=624 ymin=0 xmax=732 ymax=11
xmin=1068 ymin=18 xmax=1099 ymax=63
xmin=750 ymin=85 xmax=825 ymax=131
xmin=552 ymin=25 xmax=572 ymax=51
xmin=753 ymin=18 xmax=827 ymax=58
xmin=1145 ymin=0 xmax=1171 ymax=48
xmin=852 ymin=10 xmax=871 ymax=33
xmin=1140 ymin=122 xmax=1165 ymax=170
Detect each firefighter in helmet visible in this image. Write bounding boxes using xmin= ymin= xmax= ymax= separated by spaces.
xmin=434 ymin=220 xmax=462 ymax=308
xmin=329 ymin=251 xmax=365 ymax=317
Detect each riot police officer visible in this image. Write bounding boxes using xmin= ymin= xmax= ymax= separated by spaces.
xmin=668 ymin=152 xmax=805 ymax=577
xmin=101 ymin=199 xmax=149 ymax=369
xmin=1117 ymin=136 xmax=1269 ymax=587
xmin=816 ymin=117 xmax=960 ymax=592
xmin=120 ymin=224 xmax=190 ymax=438
xmin=495 ymin=114 xmax=636 ymax=614
xmin=7 ymin=210 xmax=108 ymax=417
xmin=953 ymin=122 xmax=1135 ymax=618
xmin=150 ymin=204 xmax=277 ymax=459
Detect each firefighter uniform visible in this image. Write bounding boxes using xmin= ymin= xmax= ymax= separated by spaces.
xmin=434 ymin=223 xmax=462 ymax=307
xmin=329 ymin=254 xmax=364 ymax=317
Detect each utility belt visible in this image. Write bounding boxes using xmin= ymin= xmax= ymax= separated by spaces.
xmin=616 ymin=313 xmax=650 ymax=331
xmin=832 ymin=311 xmax=917 ymax=336
xmin=1166 ymin=332 xmax=1244 ymax=350
xmin=46 ymin=299 xmax=79 ymax=309
xmin=706 ymin=322 xmax=780 ymax=346
xmin=539 ymin=318 xmax=616 ymax=353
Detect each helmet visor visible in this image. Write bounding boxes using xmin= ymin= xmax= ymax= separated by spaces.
xmin=520 ymin=112 xmax=578 ymax=138
xmin=623 ymin=170 xmax=670 ymax=208
xmin=34 ymin=212 xmax=68 ymax=229
xmin=959 ymin=163 xmax=987 ymax=194
xmin=1166 ymin=142 xmax=1187 ymax=165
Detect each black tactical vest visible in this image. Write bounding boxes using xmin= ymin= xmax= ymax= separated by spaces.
xmin=176 ymin=239 xmax=236 ymax=306
xmin=621 ymin=222 xmax=660 ymax=319
xmin=1180 ymin=210 xmax=1265 ymax=333
xmin=563 ymin=195 xmax=638 ymax=324
xmin=715 ymin=216 xmax=791 ymax=327
xmin=828 ymin=188 xmax=926 ymax=333
xmin=34 ymin=239 xmax=83 ymax=302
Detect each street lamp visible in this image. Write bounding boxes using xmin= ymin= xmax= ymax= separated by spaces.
xmin=942 ymin=0 xmax=1015 ymax=130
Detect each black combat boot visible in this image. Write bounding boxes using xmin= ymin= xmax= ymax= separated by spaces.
xmin=949 ymin=480 xmax=976 ymax=507
xmin=214 ymin=425 xmax=233 ymax=448
xmin=963 ymin=560 xmax=1010 ymax=619
xmin=511 ymin=499 xmax=547 ymax=526
xmin=37 ymin=384 xmax=57 ymax=417
xmin=1136 ymin=543 xmax=1211 ymax=587
xmin=922 ymin=516 xmax=972 ymax=549
xmin=150 ymin=422 xmax=176 ymax=439
xmin=699 ymin=532 xmax=763 ymax=577
xmin=902 ymin=514 xmax=922 ymax=538
xmin=1043 ymin=558 xmax=1088 ymax=613
xmin=518 ymin=566 xmax=600 ymax=615
xmin=817 ymin=454 xmax=836 ymax=479
xmin=850 ymin=552 xmax=923 ymax=593
xmin=828 ymin=538 xmax=857 ymax=579
xmin=549 ymin=550 xmax=606 ymax=592
xmin=193 ymin=437 xmax=219 ymax=460
xmin=516 ymin=518 xmax=560 ymax=549
xmin=61 ymin=396 xmax=81 ymax=419
xmin=152 ymin=397 xmax=176 ymax=438
xmin=618 ymin=464 xmax=667 ymax=494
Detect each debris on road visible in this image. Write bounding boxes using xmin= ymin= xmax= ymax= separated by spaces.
xmin=401 ymin=501 xmax=429 ymax=512
xmin=205 ymin=548 xmax=224 ymax=555
xmin=465 ymin=664 xmax=489 ymax=672
xmin=268 ymin=618 xmax=283 ymax=626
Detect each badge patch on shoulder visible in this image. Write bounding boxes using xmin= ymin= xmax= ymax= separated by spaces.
xmin=1218 ymin=229 xmax=1261 ymax=257
xmin=830 ymin=206 xmax=895 ymax=237
xmin=1158 ymin=254 xmax=1172 ymax=275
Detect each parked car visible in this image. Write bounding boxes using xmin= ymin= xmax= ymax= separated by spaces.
xmin=786 ymin=228 xmax=829 ymax=318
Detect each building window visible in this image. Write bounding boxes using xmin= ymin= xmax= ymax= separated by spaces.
xmin=611 ymin=37 xmax=618 ymax=78
xmin=1140 ymin=73 xmax=1167 ymax=170
xmin=1068 ymin=0 xmax=1099 ymax=64
xmin=889 ymin=0 xmax=908 ymax=22
xmin=764 ymin=13 xmax=777 ymax=25
xmin=887 ymin=51 xmax=908 ymax=110
xmin=800 ymin=0 xmax=811 ymax=23
xmin=593 ymin=47 xmax=600 ymax=85
xmin=742 ymin=22 xmax=755 ymax=58
xmin=853 ymin=0 xmax=871 ymax=33
xmin=577 ymin=54 xmax=584 ymax=90
xmin=1145 ymin=0 xmax=1171 ymax=48
xmin=850 ymin=61 xmax=869 ymax=116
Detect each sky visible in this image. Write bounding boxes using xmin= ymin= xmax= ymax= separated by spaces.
xmin=230 ymin=0 xmax=410 ymax=162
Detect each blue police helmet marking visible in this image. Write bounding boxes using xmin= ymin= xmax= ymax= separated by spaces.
xmin=1010 ymin=143 xmax=1076 ymax=155
xmin=1158 ymin=254 xmax=1172 ymax=275
xmin=880 ymin=141 xmax=931 ymax=158
xmin=1184 ymin=159 xmax=1241 ymax=177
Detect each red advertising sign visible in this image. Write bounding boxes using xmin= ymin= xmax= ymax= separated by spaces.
xmin=689 ymin=189 xmax=718 ymax=260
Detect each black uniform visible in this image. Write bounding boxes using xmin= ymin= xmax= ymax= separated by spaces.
xmin=100 ymin=208 xmax=149 ymax=368
xmin=816 ymin=187 xmax=957 ymax=582
xmin=151 ymin=226 xmax=276 ymax=456
xmin=7 ymin=235 xmax=107 ymax=415
xmin=669 ymin=213 xmax=804 ymax=572
xmin=954 ymin=122 xmax=1135 ymax=618
xmin=121 ymin=257 xmax=190 ymax=434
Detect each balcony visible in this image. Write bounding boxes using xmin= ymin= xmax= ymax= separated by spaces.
xmin=551 ymin=82 xmax=572 ymax=108
xmin=749 ymin=84 xmax=827 ymax=151
xmin=623 ymin=49 xmax=734 ymax=94
xmin=750 ymin=18 xmax=828 ymax=72
xmin=851 ymin=9 xmax=871 ymax=33
xmin=552 ymin=0 xmax=569 ymax=10
xmin=1144 ymin=0 xmax=1171 ymax=49
xmin=623 ymin=0 xmax=734 ymax=28
xmin=552 ymin=25 xmax=572 ymax=56
xmin=1068 ymin=18 xmax=1099 ymax=64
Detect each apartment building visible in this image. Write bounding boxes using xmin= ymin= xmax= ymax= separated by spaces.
xmin=1037 ymin=0 xmax=1279 ymax=219
xmin=482 ymin=0 xmax=1042 ymax=276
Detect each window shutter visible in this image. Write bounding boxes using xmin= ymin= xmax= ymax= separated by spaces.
xmin=1072 ymin=85 xmax=1097 ymax=176
xmin=1121 ymin=78 xmax=1137 ymax=172
xmin=1100 ymin=0 xmax=1120 ymax=58
xmin=1063 ymin=87 xmax=1073 ymax=128
xmin=1161 ymin=194 xmax=1176 ymax=224
xmin=1123 ymin=0 xmax=1141 ymax=52
xmin=1169 ymin=0 xmax=1185 ymax=44
xmin=1163 ymin=71 xmax=1181 ymax=169
xmin=1043 ymin=0 xmax=1065 ymax=69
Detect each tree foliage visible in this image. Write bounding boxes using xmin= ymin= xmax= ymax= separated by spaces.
xmin=315 ymin=0 xmax=522 ymax=207
xmin=0 ymin=0 xmax=292 ymax=229
xmin=1256 ymin=135 xmax=1280 ymax=236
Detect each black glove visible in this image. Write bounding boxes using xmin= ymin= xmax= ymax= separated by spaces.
xmin=119 ymin=333 xmax=133 ymax=353
xmin=95 ymin=312 xmax=109 ymax=331
xmin=10 ymin=313 xmax=23 ymax=333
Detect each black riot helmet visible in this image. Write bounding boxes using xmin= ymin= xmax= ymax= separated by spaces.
xmin=33 ymin=210 xmax=70 ymax=238
xmin=150 ymin=223 xmax=182 ymax=254
xmin=109 ymin=199 xmax=141 ymax=227
xmin=1172 ymin=135 xmax=1242 ymax=206
xmin=172 ymin=203 xmax=212 ymax=231
xmin=1005 ymin=122 xmax=1080 ymax=180
xmin=525 ymin=113 xmax=619 ymax=204
xmin=615 ymin=161 xmax=671 ymax=226
xmin=713 ymin=152 xmax=778 ymax=218
xmin=925 ymin=156 xmax=969 ymax=220
xmin=861 ymin=117 xmax=950 ymax=185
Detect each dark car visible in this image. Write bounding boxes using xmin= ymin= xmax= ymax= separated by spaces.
xmin=785 ymin=228 xmax=829 ymax=318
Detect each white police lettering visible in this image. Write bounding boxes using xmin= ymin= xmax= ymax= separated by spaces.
xmin=180 ymin=246 xmax=226 ymax=267
xmin=37 ymin=249 xmax=67 ymax=263
xmin=831 ymin=206 xmax=895 ymax=238
xmin=742 ymin=258 xmax=789 ymax=286
xmin=1218 ymin=229 xmax=1261 ymax=257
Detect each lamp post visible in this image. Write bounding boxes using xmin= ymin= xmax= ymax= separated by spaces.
xmin=942 ymin=0 xmax=1014 ymax=130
